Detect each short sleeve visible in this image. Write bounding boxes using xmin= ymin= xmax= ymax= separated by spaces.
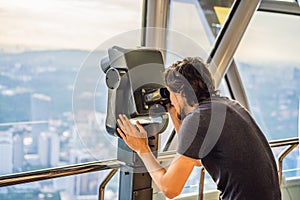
xmin=177 ymin=111 xmax=209 ymax=159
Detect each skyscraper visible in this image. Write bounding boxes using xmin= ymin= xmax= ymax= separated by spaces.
xmin=70 ymin=150 xmax=104 ymax=197
xmin=30 ymin=93 xmax=51 ymax=153
xmin=0 ymin=131 xmax=13 ymax=175
xmin=13 ymin=134 xmax=24 ymax=171
xmin=38 ymin=131 xmax=60 ymax=167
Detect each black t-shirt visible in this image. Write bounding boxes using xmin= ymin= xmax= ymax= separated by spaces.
xmin=177 ymin=96 xmax=281 ymax=200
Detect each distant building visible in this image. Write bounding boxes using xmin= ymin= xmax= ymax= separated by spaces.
xmin=24 ymin=154 xmax=40 ymax=166
xmin=38 ymin=131 xmax=60 ymax=167
xmin=30 ymin=93 xmax=51 ymax=153
xmin=293 ymin=67 xmax=300 ymax=81
xmin=70 ymin=150 xmax=104 ymax=197
xmin=13 ymin=134 xmax=24 ymax=171
xmin=0 ymin=131 xmax=13 ymax=175
xmin=53 ymin=176 xmax=75 ymax=200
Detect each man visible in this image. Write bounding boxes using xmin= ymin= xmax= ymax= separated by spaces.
xmin=117 ymin=57 xmax=281 ymax=199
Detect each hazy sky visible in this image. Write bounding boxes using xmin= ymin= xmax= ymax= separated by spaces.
xmin=0 ymin=0 xmax=142 ymax=51
xmin=236 ymin=12 xmax=300 ymax=65
xmin=0 ymin=0 xmax=299 ymax=65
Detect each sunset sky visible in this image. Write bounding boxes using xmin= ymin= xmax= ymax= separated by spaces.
xmin=0 ymin=0 xmax=299 ymax=64
xmin=0 ymin=0 xmax=142 ymax=51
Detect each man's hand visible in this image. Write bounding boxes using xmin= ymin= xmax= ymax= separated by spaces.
xmin=117 ymin=114 xmax=151 ymax=155
xmin=116 ymin=115 xmax=199 ymax=199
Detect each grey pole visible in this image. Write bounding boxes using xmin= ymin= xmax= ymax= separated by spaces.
xmin=207 ymin=0 xmax=262 ymax=87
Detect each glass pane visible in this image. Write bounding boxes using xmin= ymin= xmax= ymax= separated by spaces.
xmin=235 ymin=12 xmax=300 ymax=177
xmin=0 ymin=0 xmax=142 ymax=177
xmin=235 ymin=12 xmax=300 ymax=140
xmin=168 ymin=0 xmax=212 ymax=59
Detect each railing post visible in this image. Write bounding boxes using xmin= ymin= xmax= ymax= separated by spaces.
xmin=198 ymin=167 xmax=205 ymax=200
xmin=99 ymin=169 xmax=118 ymax=200
xmin=278 ymin=144 xmax=298 ymax=184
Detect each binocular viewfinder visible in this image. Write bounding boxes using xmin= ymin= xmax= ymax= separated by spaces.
xmin=101 ymin=46 xmax=169 ymax=137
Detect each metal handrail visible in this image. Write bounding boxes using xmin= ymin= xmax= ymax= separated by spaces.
xmin=278 ymin=144 xmax=298 ymax=184
xmin=269 ymin=137 xmax=299 ymax=184
xmin=0 ymin=150 xmax=177 ymax=188
xmin=97 ymin=150 xmax=176 ymax=200
xmin=0 ymin=138 xmax=298 ymax=199
xmin=269 ymin=137 xmax=299 ymax=147
xmin=99 ymin=169 xmax=119 ymax=200
xmin=0 ymin=159 xmax=123 ymax=187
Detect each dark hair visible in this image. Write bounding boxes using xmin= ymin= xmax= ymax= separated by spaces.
xmin=164 ymin=57 xmax=217 ymax=106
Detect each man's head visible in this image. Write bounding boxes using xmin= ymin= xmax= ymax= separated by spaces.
xmin=164 ymin=57 xmax=216 ymax=115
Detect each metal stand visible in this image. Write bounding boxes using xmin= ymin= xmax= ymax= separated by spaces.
xmin=118 ymin=135 xmax=159 ymax=200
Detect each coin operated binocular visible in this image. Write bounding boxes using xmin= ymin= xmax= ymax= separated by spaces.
xmin=101 ymin=46 xmax=170 ymax=200
xmin=100 ymin=46 xmax=170 ymax=139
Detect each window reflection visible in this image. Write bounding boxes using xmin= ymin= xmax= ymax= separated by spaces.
xmin=197 ymin=0 xmax=234 ymax=36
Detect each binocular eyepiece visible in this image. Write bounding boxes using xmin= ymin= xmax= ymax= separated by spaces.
xmin=143 ymin=87 xmax=170 ymax=108
xmin=132 ymin=84 xmax=170 ymax=116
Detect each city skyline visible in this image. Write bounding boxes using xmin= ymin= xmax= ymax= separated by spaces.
xmin=0 ymin=0 xmax=299 ymax=65
xmin=0 ymin=49 xmax=299 ymax=200
xmin=0 ymin=1 xmax=299 ymax=199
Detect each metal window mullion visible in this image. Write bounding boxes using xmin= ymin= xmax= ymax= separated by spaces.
xmin=207 ymin=0 xmax=262 ymax=87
